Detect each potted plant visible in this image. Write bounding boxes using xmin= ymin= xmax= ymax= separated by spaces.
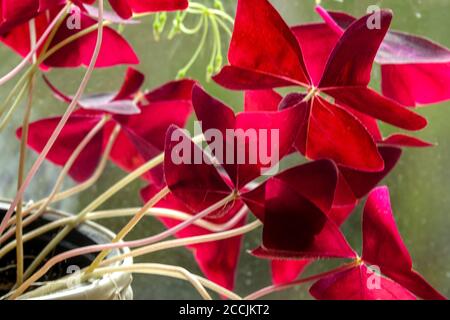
xmin=0 ymin=0 xmax=448 ymax=300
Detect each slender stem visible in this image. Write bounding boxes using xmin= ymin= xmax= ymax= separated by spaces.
xmin=0 ymin=80 xmax=29 ymax=132
xmin=88 ymin=264 xmax=233 ymax=300
xmin=177 ymin=15 xmax=208 ymax=79
xmin=179 ymin=15 xmax=204 ymax=34
xmin=0 ymin=4 xmax=70 ymax=86
xmin=1 ymin=152 xmax=165 ymax=261
xmin=102 ymin=220 xmax=261 ymax=267
xmin=11 ymin=192 xmax=237 ymax=298
xmin=0 ymin=10 xmax=95 ymax=123
xmin=0 ymin=0 xmax=105 ymax=240
xmin=41 ymin=21 xmax=112 ymax=62
xmin=14 ymin=116 xmax=109 ymax=251
xmin=245 ymin=262 xmax=356 ymax=300
xmin=14 ymin=18 xmax=39 ymax=286
xmin=16 ymin=264 xmax=240 ymax=300
xmin=85 ymin=187 xmax=170 ymax=273
xmin=12 ymin=132 xmax=202 ymax=255
xmin=14 ymin=75 xmax=34 ymax=287
xmin=0 ymin=71 xmax=30 ymax=120
xmin=1 ymin=125 xmax=119 ymax=242
xmin=0 ymin=205 xmax=249 ymax=259
xmin=188 ymin=2 xmax=235 ymax=24
xmin=215 ymin=16 xmax=232 ymax=37
xmin=92 ymin=204 xmax=249 ymax=233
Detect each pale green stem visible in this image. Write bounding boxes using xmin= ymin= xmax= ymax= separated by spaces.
xmin=215 ymin=15 xmax=232 ymax=37
xmin=11 ymin=192 xmax=237 ymax=298
xmin=15 ymin=76 xmax=34 ymax=287
xmin=245 ymin=262 xmax=357 ymax=300
xmin=0 ymin=205 xmax=248 ymax=259
xmin=1 ymin=124 xmax=119 ymax=241
xmin=10 ymin=117 xmax=109 ymax=254
xmin=179 ymin=15 xmax=204 ymax=34
xmin=85 ymin=187 xmax=170 ymax=273
xmin=177 ymin=15 xmax=208 ymax=79
xmin=20 ymin=152 xmax=164 ymax=279
xmin=15 ymin=18 xmax=38 ymax=286
xmin=16 ymin=264 xmax=239 ymax=300
xmin=102 ymin=220 xmax=261 ymax=267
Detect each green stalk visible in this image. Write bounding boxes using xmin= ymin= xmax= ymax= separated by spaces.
xmin=85 ymin=187 xmax=170 ymax=273
xmin=15 ymin=74 xmax=35 ymax=286
xmin=176 ymin=15 xmax=209 ymax=79
xmin=21 ymin=153 xmax=164 ymax=279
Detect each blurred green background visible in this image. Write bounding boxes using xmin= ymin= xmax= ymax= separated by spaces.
xmin=0 ymin=0 xmax=449 ymax=299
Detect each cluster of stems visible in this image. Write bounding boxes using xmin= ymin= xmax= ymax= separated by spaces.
xmin=0 ymin=0 xmax=353 ymax=300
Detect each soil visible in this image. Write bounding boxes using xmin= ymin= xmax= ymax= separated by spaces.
xmin=0 ymin=208 xmax=99 ymax=296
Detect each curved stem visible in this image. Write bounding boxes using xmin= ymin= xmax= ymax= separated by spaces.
xmin=188 ymin=3 xmax=235 ymax=24
xmin=176 ymin=15 xmax=208 ymax=79
xmin=245 ymin=262 xmax=356 ymax=300
xmin=91 ymin=204 xmax=249 ymax=233
xmin=14 ymin=133 xmax=202 ymax=251
xmin=85 ymin=187 xmax=170 ymax=273
xmin=15 ymin=18 xmax=39 ymax=285
xmin=0 ymin=0 xmax=105 ymax=240
xmin=0 ymin=16 xmax=107 ymax=124
xmin=179 ymin=15 xmax=204 ymax=34
xmin=0 ymin=205 xmax=249 ymax=259
xmin=17 ymin=264 xmax=239 ymax=300
xmin=1 ymin=125 xmax=119 ymax=242
xmin=215 ymin=16 xmax=232 ymax=37
xmin=13 ymin=117 xmax=108 ymax=247
xmin=5 ymin=151 xmax=165 ymax=268
xmin=15 ymin=73 xmax=35 ymax=287
xmin=0 ymin=82 xmax=29 ymax=132
xmin=11 ymin=192 xmax=236 ymax=298
xmin=0 ymin=4 xmax=70 ymax=86
xmin=89 ymin=264 xmax=231 ymax=300
xmin=102 ymin=219 xmax=261 ymax=267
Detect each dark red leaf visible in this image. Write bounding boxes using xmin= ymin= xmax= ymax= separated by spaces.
xmin=310 ymin=264 xmax=416 ymax=300
xmin=163 ymin=125 xmax=234 ymax=218
xmin=299 ymin=96 xmax=384 ymax=172
xmin=16 ymin=112 xmax=104 ymax=182
xmin=323 ymin=87 xmax=427 ymax=131
xmin=339 ymin=146 xmax=402 ymax=199
xmin=319 ymin=10 xmax=392 ymax=88
xmin=252 ymin=179 xmax=356 ymax=260
xmin=362 ymin=187 xmax=446 ymax=300
xmin=213 ymin=0 xmax=310 ymax=89
xmin=193 ymin=85 xmax=305 ymax=189
xmin=140 ymin=184 xmax=245 ymax=291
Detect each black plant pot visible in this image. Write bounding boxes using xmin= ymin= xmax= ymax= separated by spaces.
xmin=0 ymin=200 xmax=133 ymax=300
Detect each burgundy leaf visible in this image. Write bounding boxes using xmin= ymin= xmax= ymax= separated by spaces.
xmin=310 ymin=264 xmax=416 ymax=300
xmin=141 ymin=184 xmax=245 ymax=291
xmin=244 ymin=90 xmax=282 ymax=112
xmin=319 ymin=10 xmax=392 ymax=88
xmin=163 ymin=125 xmax=234 ymax=218
xmin=16 ymin=112 xmax=104 ymax=182
xmin=213 ymin=0 xmax=310 ymax=89
xmin=299 ymin=96 xmax=384 ymax=172
xmin=323 ymin=87 xmax=427 ymax=131
xmin=339 ymin=146 xmax=402 ymax=199
xmin=193 ymin=85 xmax=305 ymax=189
xmin=252 ymin=179 xmax=356 ymax=260
xmin=362 ymin=187 xmax=446 ymax=300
